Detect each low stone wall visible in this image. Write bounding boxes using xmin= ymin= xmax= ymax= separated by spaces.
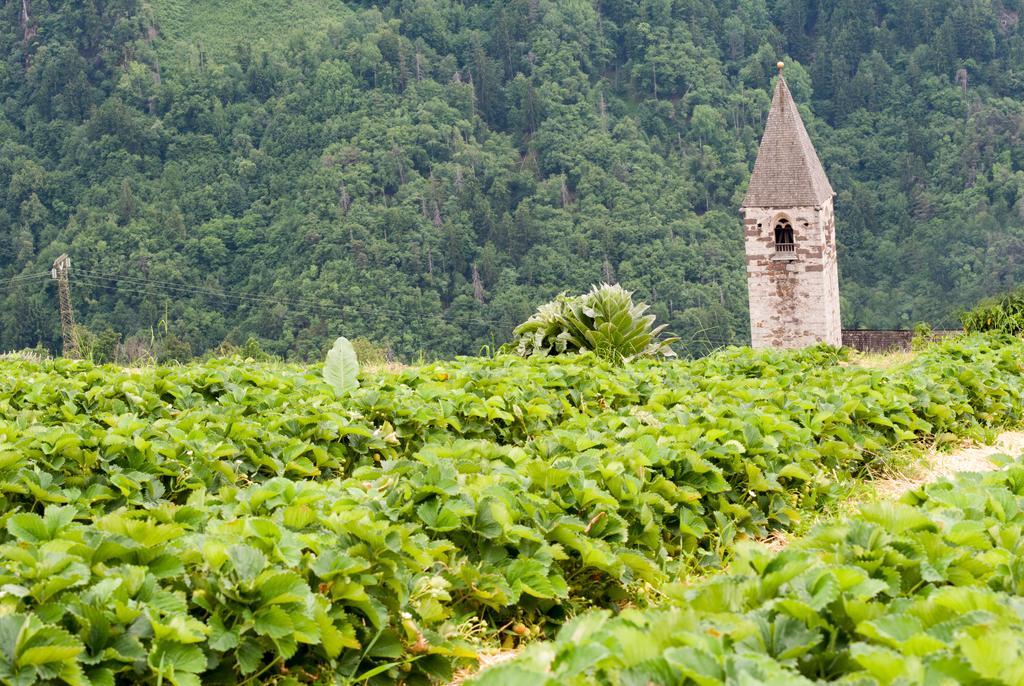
xmin=841 ymin=329 xmax=962 ymax=353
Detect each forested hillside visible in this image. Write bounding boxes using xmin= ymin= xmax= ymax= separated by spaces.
xmin=3 ymin=0 xmax=1024 ymax=360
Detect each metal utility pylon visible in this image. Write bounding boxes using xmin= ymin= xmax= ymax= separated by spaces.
xmin=51 ymin=253 xmax=79 ymax=358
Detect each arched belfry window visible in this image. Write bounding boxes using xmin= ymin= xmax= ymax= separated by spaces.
xmin=774 ymin=219 xmax=795 ymax=253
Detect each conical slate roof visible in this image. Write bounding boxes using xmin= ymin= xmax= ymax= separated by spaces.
xmin=741 ymin=76 xmax=833 ymax=208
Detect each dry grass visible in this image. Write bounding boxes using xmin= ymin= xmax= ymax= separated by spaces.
xmin=0 ymin=349 xmax=49 ymax=362
xmin=361 ymin=361 xmax=409 ymax=376
xmin=873 ymin=430 xmax=1024 ymax=500
xmin=754 ymin=429 xmax=1024 ymax=553
xmin=448 ymin=649 xmax=521 ymax=685
xmin=845 ymin=350 xmax=918 ymax=370
xmin=756 ymin=530 xmax=790 ymax=553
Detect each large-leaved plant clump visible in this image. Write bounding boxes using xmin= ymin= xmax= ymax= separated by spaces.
xmin=961 ymin=287 xmax=1024 ymax=336
xmin=509 ymin=283 xmax=678 ymax=363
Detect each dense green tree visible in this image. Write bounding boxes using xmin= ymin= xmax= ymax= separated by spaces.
xmin=3 ymin=0 xmax=1024 ymax=360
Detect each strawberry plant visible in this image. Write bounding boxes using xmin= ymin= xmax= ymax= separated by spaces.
xmin=0 ymin=334 xmax=1022 ymax=682
xmin=471 ymin=458 xmax=1024 ymax=685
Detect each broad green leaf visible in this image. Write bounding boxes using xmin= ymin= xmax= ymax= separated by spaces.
xmin=149 ymin=613 xmax=209 ymax=644
xmin=851 ymin=643 xmax=923 ymax=681
xmin=7 ymin=513 xmax=48 ymax=543
xmin=18 ymin=645 xmax=82 ymax=666
xmin=235 ymin=638 xmax=264 ymax=675
xmin=258 ymin=571 xmax=309 ymax=605
xmin=505 ymin=558 xmax=568 ymax=600
xmin=960 ymin=630 xmax=1024 ymax=683
xmin=207 ymin=615 xmax=239 ymax=652
xmin=226 ymin=545 xmax=266 ymax=582
xmin=254 ymin=607 xmax=293 ymax=639
xmin=323 ymin=337 xmax=360 ymax=395
xmin=148 ymin=641 xmax=206 ymax=675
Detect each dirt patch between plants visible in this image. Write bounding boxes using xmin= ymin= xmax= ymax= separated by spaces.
xmin=873 ymin=430 xmax=1024 ymax=500
xmin=754 ymin=430 xmax=1024 ymax=553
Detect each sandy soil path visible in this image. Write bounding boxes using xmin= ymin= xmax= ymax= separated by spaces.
xmin=873 ymin=430 xmax=1024 ymax=500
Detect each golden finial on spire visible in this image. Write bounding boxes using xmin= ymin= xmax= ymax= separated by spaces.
xmin=777 ymin=61 xmax=785 ymax=75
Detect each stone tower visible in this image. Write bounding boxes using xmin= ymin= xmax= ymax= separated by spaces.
xmin=740 ymin=65 xmax=841 ymax=349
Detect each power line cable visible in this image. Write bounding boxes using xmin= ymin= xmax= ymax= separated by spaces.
xmin=75 ymin=266 xmax=513 ymax=321
xmin=70 ymin=273 xmax=742 ymax=350
xmin=75 ymin=268 xmax=360 ymax=314
xmin=2 ymin=263 xmax=739 ymax=349
xmin=2 ymin=272 xmax=53 ymax=290
xmin=71 ymin=274 xmax=412 ymax=318
xmin=72 ymin=274 xmax=358 ymax=312
xmin=69 ymin=274 xmax=513 ymax=329
xmin=75 ymin=272 xmax=322 ymax=311
xmin=72 ymin=269 xmax=745 ymax=345
xmin=72 ymin=280 xmax=509 ymax=331
xmin=8 ymin=271 xmax=52 ymax=282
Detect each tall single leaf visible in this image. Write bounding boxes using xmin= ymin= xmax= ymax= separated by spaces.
xmin=323 ymin=337 xmax=360 ymax=395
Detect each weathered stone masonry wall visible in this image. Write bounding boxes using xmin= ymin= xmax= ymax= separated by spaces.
xmin=820 ymin=203 xmax=841 ymax=342
xmin=742 ymin=199 xmax=842 ymax=348
xmin=841 ymin=330 xmax=962 ymax=353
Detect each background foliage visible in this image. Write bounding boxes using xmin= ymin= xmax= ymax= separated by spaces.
xmin=3 ymin=0 xmax=1024 ymax=359
xmin=961 ymin=286 xmax=1024 ymax=335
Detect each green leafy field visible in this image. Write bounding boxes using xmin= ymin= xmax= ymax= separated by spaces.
xmin=1 ymin=335 xmax=1023 ymax=683
xmin=471 ymin=459 xmax=1024 ymax=685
